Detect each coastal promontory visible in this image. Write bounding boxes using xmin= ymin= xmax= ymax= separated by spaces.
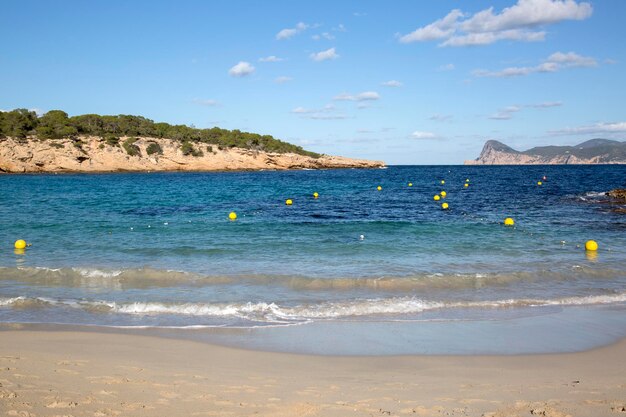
xmin=465 ymin=139 xmax=626 ymax=165
xmin=0 ymin=109 xmax=384 ymax=173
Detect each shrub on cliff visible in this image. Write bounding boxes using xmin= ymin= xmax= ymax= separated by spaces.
xmin=122 ymin=137 xmax=141 ymax=156
xmin=181 ymin=141 xmax=203 ymax=157
xmin=146 ymin=142 xmax=163 ymax=155
xmin=104 ymin=134 xmax=120 ymax=146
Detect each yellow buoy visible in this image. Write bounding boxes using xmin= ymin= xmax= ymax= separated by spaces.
xmin=433 ymin=195 xmax=441 ymax=201
xmin=440 ymin=180 xmax=445 ymax=185
xmin=408 ymin=183 xmax=413 ymax=187
xmin=440 ymin=191 xmax=447 ymax=198
xmin=585 ymin=240 xmax=598 ymax=251
xmin=441 ymin=202 xmax=449 ymax=210
xmin=537 ymin=181 xmax=543 ymax=186
xmin=14 ymin=239 xmax=27 ymax=250
xmin=286 ymin=199 xmax=293 ymax=205
xmin=377 ymin=186 xmax=382 ymax=191
xmin=464 ymin=183 xmax=469 ymax=188
xmin=504 ymin=217 xmax=515 ymax=226
xmin=313 ymin=192 xmax=319 ymax=199
xmin=228 ymin=212 xmax=237 ymax=221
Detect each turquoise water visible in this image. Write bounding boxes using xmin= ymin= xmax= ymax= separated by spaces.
xmin=1 ymin=166 xmax=625 ymax=354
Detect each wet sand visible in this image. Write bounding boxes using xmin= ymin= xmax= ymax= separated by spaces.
xmin=1 ymin=329 xmax=625 ymax=417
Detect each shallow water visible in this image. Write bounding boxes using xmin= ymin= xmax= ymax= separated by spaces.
xmin=1 ymin=166 xmax=625 ymax=354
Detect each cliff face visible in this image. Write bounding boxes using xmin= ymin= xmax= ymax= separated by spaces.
xmin=465 ymin=139 xmax=626 ymax=165
xmin=0 ymin=137 xmax=385 ymax=173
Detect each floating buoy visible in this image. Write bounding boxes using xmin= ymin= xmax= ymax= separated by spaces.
xmin=377 ymin=186 xmax=382 ymax=191
xmin=585 ymin=240 xmax=598 ymax=251
xmin=504 ymin=217 xmax=515 ymax=226
xmin=286 ymin=199 xmax=293 ymax=205
xmin=537 ymin=181 xmax=543 ymax=186
xmin=434 ymin=195 xmax=441 ymax=201
xmin=229 ymin=212 xmax=237 ymax=221
xmin=408 ymin=183 xmax=413 ymax=187
xmin=441 ymin=202 xmax=449 ymax=210
xmin=466 ymin=178 xmax=470 ymax=182
xmin=313 ymin=192 xmax=319 ymax=199
xmin=464 ymin=183 xmax=469 ymax=188
xmin=440 ymin=191 xmax=447 ymax=198
xmin=14 ymin=239 xmax=27 ymax=249
xmin=440 ymin=180 xmax=445 ymax=185
xmin=359 ymin=234 xmax=365 ymax=240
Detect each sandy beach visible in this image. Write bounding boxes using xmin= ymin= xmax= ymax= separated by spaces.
xmin=0 ymin=329 xmax=624 ymax=417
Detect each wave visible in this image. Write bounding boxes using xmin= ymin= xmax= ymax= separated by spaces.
xmin=1 ymin=293 xmax=625 ymax=322
xmin=1 ymin=266 xmax=623 ymax=292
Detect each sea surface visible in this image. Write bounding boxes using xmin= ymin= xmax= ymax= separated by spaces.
xmin=1 ymin=165 xmax=625 ymax=355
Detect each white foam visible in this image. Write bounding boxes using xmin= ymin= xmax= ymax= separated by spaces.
xmin=2 ymin=293 xmax=625 ymax=322
xmin=73 ymin=268 xmax=123 ymax=278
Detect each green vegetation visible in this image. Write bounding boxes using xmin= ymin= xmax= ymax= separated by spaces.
xmin=146 ymin=141 xmax=163 ymax=156
xmin=122 ymin=137 xmax=141 ymax=156
xmin=104 ymin=134 xmax=120 ymax=147
xmin=0 ymin=108 xmax=320 ymax=158
xmin=181 ymin=141 xmax=203 ymax=157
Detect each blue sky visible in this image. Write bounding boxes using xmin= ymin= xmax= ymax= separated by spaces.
xmin=1 ymin=0 xmax=625 ymax=164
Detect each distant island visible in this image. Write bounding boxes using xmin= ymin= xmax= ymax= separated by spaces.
xmin=465 ymin=139 xmax=626 ymax=165
xmin=0 ymin=109 xmax=384 ymax=173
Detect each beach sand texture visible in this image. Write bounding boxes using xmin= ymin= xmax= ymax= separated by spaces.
xmin=1 ymin=330 xmax=625 ymax=417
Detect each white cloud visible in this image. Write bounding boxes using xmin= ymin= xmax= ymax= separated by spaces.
xmin=489 ymin=105 xmax=522 ymax=120
xmin=488 ymin=102 xmax=561 ymax=120
xmin=442 ymin=29 xmax=546 ymax=46
xmin=333 ymin=91 xmax=380 ymax=101
xmin=411 ymin=131 xmax=438 ymax=139
xmin=438 ymin=63 xmax=455 ymax=71
xmin=312 ymin=32 xmax=335 ymax=41
xmin=334 ymin=24 xmax=347 ymax=32
xmin=357 ymin=128 xmax=373 ymax=134
xmin=228 ymin=61 xmax=255 ymax=77
xmin=548 ymin=121 xmax=626 ymax=136
xmin=474 ymin=51 xmax=597 ymax=77
xmin=291 ymin=104 xmax=348 ymax=120
xmin=259 ymin=55 xmax=284 ymax=62
xmin=276 ymin=22 xmax=309 ymax=40
xmin=399 ymin=0 xmax=592 ymax=47
xmin=399 ymin=9 xmax=463 ymax=43
xmin=381 ymin=80 xmax=403 ymax=87
xmin=194 ymin=99 xmax=219 ymax=106
xmin=353 ymin=12 xmax=367 ymax=17
xmin=529 ymin=101 xmax=563 ymax=108
xmin=310 ymin=47 xmax=339 ymax=61
xmin=429 ymin=114 xmax=453 ymax=122
xmin=546 ymin=51 xmax=596 ymax=66
xmin=274 ymin=76 xmax=293 ymax=84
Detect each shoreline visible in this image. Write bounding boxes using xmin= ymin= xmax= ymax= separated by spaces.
xmin=1 ymin=328 xmax=625 ymax=416
xmin=0 ymin=136 xmax=385 ymax=173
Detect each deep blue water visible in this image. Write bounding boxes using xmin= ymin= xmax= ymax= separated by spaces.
xmin=0 ymin=166 xmax=625 ymax=353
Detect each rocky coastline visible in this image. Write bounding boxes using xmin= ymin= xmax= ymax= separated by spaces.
xmin=0 ymin=137 xmax=385 ymax=173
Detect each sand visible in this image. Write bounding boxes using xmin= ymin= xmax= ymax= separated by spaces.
xmin=1 ymin=329 xmax=625 ymax=417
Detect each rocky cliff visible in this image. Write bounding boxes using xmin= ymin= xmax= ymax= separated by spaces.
xmin=0 ymin=137 xmax=385 ymax=173
xmin=465 ymin=139 xmax=626 ymax=165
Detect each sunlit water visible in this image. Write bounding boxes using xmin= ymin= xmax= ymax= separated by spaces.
xmin=1 ymin=165 xmax=625 ymax=354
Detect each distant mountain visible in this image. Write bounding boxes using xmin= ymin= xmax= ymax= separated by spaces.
xmin=465 ymin=139 xmax=626 ymax=165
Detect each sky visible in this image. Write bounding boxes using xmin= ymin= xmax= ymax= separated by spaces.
xmin=1 ymin=0 xmax=625 ymax=164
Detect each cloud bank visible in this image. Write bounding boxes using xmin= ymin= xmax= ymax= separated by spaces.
xmin=399 ymin=0 xmax=592 ymax=47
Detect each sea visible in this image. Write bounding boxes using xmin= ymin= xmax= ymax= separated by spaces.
xmin=1 ymin=165 xmax=625 ymax=355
